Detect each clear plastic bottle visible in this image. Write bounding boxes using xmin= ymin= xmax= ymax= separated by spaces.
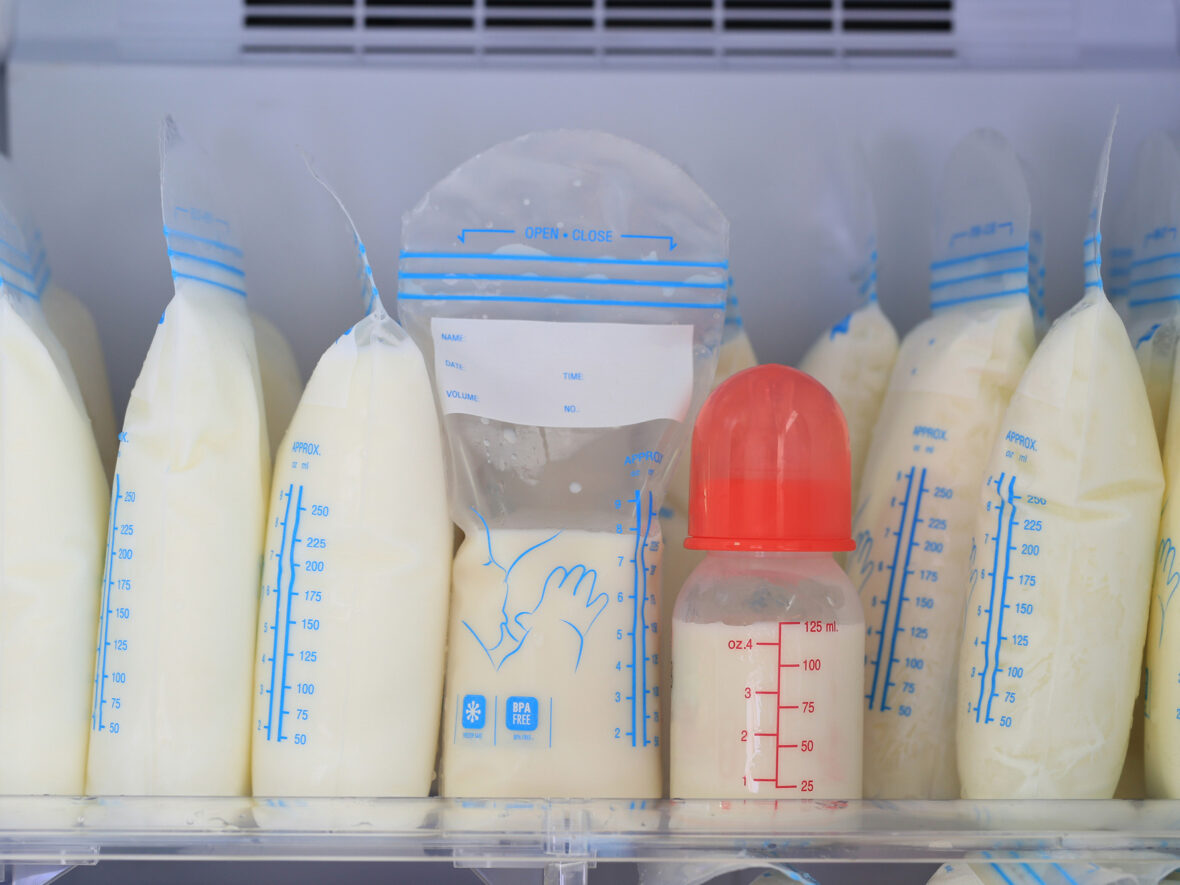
xmin=670 ymin=364 xmax=864 ymax=800
xmin=672 ymin=551 xmax=863 ymax=798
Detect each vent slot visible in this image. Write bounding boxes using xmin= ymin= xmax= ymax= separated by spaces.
xmin=244 ymin=0 xmax=352 ymax=5
xmin=241 ymin=0 xmax=957 ymax=61
xmin=723 ymin=18 xmax=833 ymax=30
xmin=722 ymin=0 xmax=832 ymax=31
xmin=243 ymin=14 xmax=354 ymax=27
xmin=604 ymin=0 xmax=713 ymax=29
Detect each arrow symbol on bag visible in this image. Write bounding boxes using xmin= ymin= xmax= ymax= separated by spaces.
xmin=458 ymin=228 xmax=515 ymax=243
xmin=620 ymin=234 xmax=676 ymax=251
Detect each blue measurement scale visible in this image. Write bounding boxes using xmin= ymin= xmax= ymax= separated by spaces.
xmin=861 ymin=439 xmax=957 ymax=725
xmin=258 ymin=479 xmax=327 ymax=749
xmin=964 ymin=451 xmax=1042 ymax=733
xmin=92 ymin=473 xmax=134 ymax=738
xmin=617 ymin=479 xmax=660 ymax=751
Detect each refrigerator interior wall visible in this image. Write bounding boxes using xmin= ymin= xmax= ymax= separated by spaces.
xmin=4 ymin=2 xmax=1180 ymax=884
xmin=8 ymin=1 xmax=1180 ymax=413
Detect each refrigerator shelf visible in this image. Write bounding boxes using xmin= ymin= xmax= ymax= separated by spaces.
xmin=0 ymin=797 xmax=1175 ymax=869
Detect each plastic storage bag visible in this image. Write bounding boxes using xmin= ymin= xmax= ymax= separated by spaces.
xmin=796 ymin=143 xmax=898 ymax=510
xmin=0 ymin=158 xmax=119 ymax=481
xmin=0 ymin=161 xmax=107 ymax=794
xmin=250 ymin=169 xmax=450 ymax=797
xmin=1104 ymin=175 xmax=1135 ymax=325
xmin=1144 ymin=149 xmax=1180 ymax=798
xmin=398 ymin=129 xmax=726 ymax=797
xmin=251 ymin=309 xmax=303 ymax=460
xmin=85 ymin=118 xmax=269 ymax=796
xmin=852 ymin=129 xmax=1036 ymax=799
xmin=1023 ymin=156 xmax=1049 ymax=339
xmin=1148 ymin=350 xmax=1180 ymax=796
xmin=1115 ymin=131 xmax=1180 ymax=449
xmin=927 ymin=860 xmax=1170 ymax=885
xmin=1109 ymin=131 xmax=1180 ymax=799
xmin=42 ymin=282 xmax=119 ymax=480
xmin=956 ymin=119 xmax=1163 ymax=799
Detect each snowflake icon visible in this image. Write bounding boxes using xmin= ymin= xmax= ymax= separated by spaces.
xmin=462 ymin=694 xmax=486 ymax=730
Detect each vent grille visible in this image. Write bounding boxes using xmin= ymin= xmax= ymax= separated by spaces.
xmin=241 ymin=0 xmax=956 ymax=62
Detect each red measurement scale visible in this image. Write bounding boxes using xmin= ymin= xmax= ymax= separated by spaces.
xmin=747 ymin=620 xmax=828 ymax=793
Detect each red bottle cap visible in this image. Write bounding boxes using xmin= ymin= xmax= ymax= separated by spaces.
xmin=685 ymin=364 xmax=854 ymax=553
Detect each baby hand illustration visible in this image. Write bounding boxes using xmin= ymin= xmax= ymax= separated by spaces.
xmin=515 ymin=564 xmax=609 ymax=672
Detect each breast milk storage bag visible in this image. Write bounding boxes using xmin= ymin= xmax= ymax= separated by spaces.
xmin=1148 ymin=328 xmax=1180 ymax=798
xmin=1104 ymin=131 xmax=1180 ymax=798
xmin=0 ymin=172 xmax=107 ymax=794
xmin=86 ymin=119 xmax=269 ymax=796
xmin=0 ymin=157 xmax=119 ymax=481
xmin=797 ymin=144 xmax=899 ymax=508
xmin=0 ymin=158 xmax=118 ymax=486
xmin=251 ymin=174 xmax=450 ymax=797
xmin=852 ymin=130 xmax=1036 ymax=799
xmin=399 ymin=130 xmax=726 ymax=797
xmin=251 ymin=309 xmax=303 ymax=460
xmin=1117 ymin=132 xmax=1180 ymax=450
xmin=1139 ymin=142 xmax=1180 ymax=799
xmin=956 ymin=123 xmax=1163 ymax=799
xmin=42 ymin=282 xmax=119 ymax=479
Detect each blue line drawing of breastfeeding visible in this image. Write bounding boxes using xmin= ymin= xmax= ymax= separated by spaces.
xmin=462 ymin=508 xmax=610 ymax=672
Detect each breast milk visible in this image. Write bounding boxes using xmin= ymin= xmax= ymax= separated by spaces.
xmin=85 ymin=122 xmax=268 ymax=796
xmin=442 ymin=528 xmax=663 ymax=798
xmin=798 ymin=300 xmax=899 ymax=506
xmin=1145 ymin=313 xmax=1180 ymax=797
xmin=674 ymin=618 xmax=859 ymax=802
xmin=251 ymin=314 xmax=451 ymax=797
xmin=956 ymin=124 xmax=1163 ymax=799
xmin=854 ymin=130 xmax=1036 ymax=799
xmin=251 ymin=309 xmax=303 ymax=460
xmin=671 ymin=615 xmax=863 ymax=800
xmin=41 ymin=282 xmax=118 ymax=480
xmin=0 ymin=288 xmax=107 ymax=794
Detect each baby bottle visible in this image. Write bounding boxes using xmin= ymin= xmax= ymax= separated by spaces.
xmin=670 ymin=365 xmax=864 ymax=799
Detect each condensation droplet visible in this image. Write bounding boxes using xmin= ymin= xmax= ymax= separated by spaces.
xmin=569 ymin=482 xmax=583 ymax=494
xmin=503 ymin=427 xmax=517 ymax=443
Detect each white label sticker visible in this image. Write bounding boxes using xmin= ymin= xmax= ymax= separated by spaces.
xmin=431 ymin=318 xmax=694 ymax=428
